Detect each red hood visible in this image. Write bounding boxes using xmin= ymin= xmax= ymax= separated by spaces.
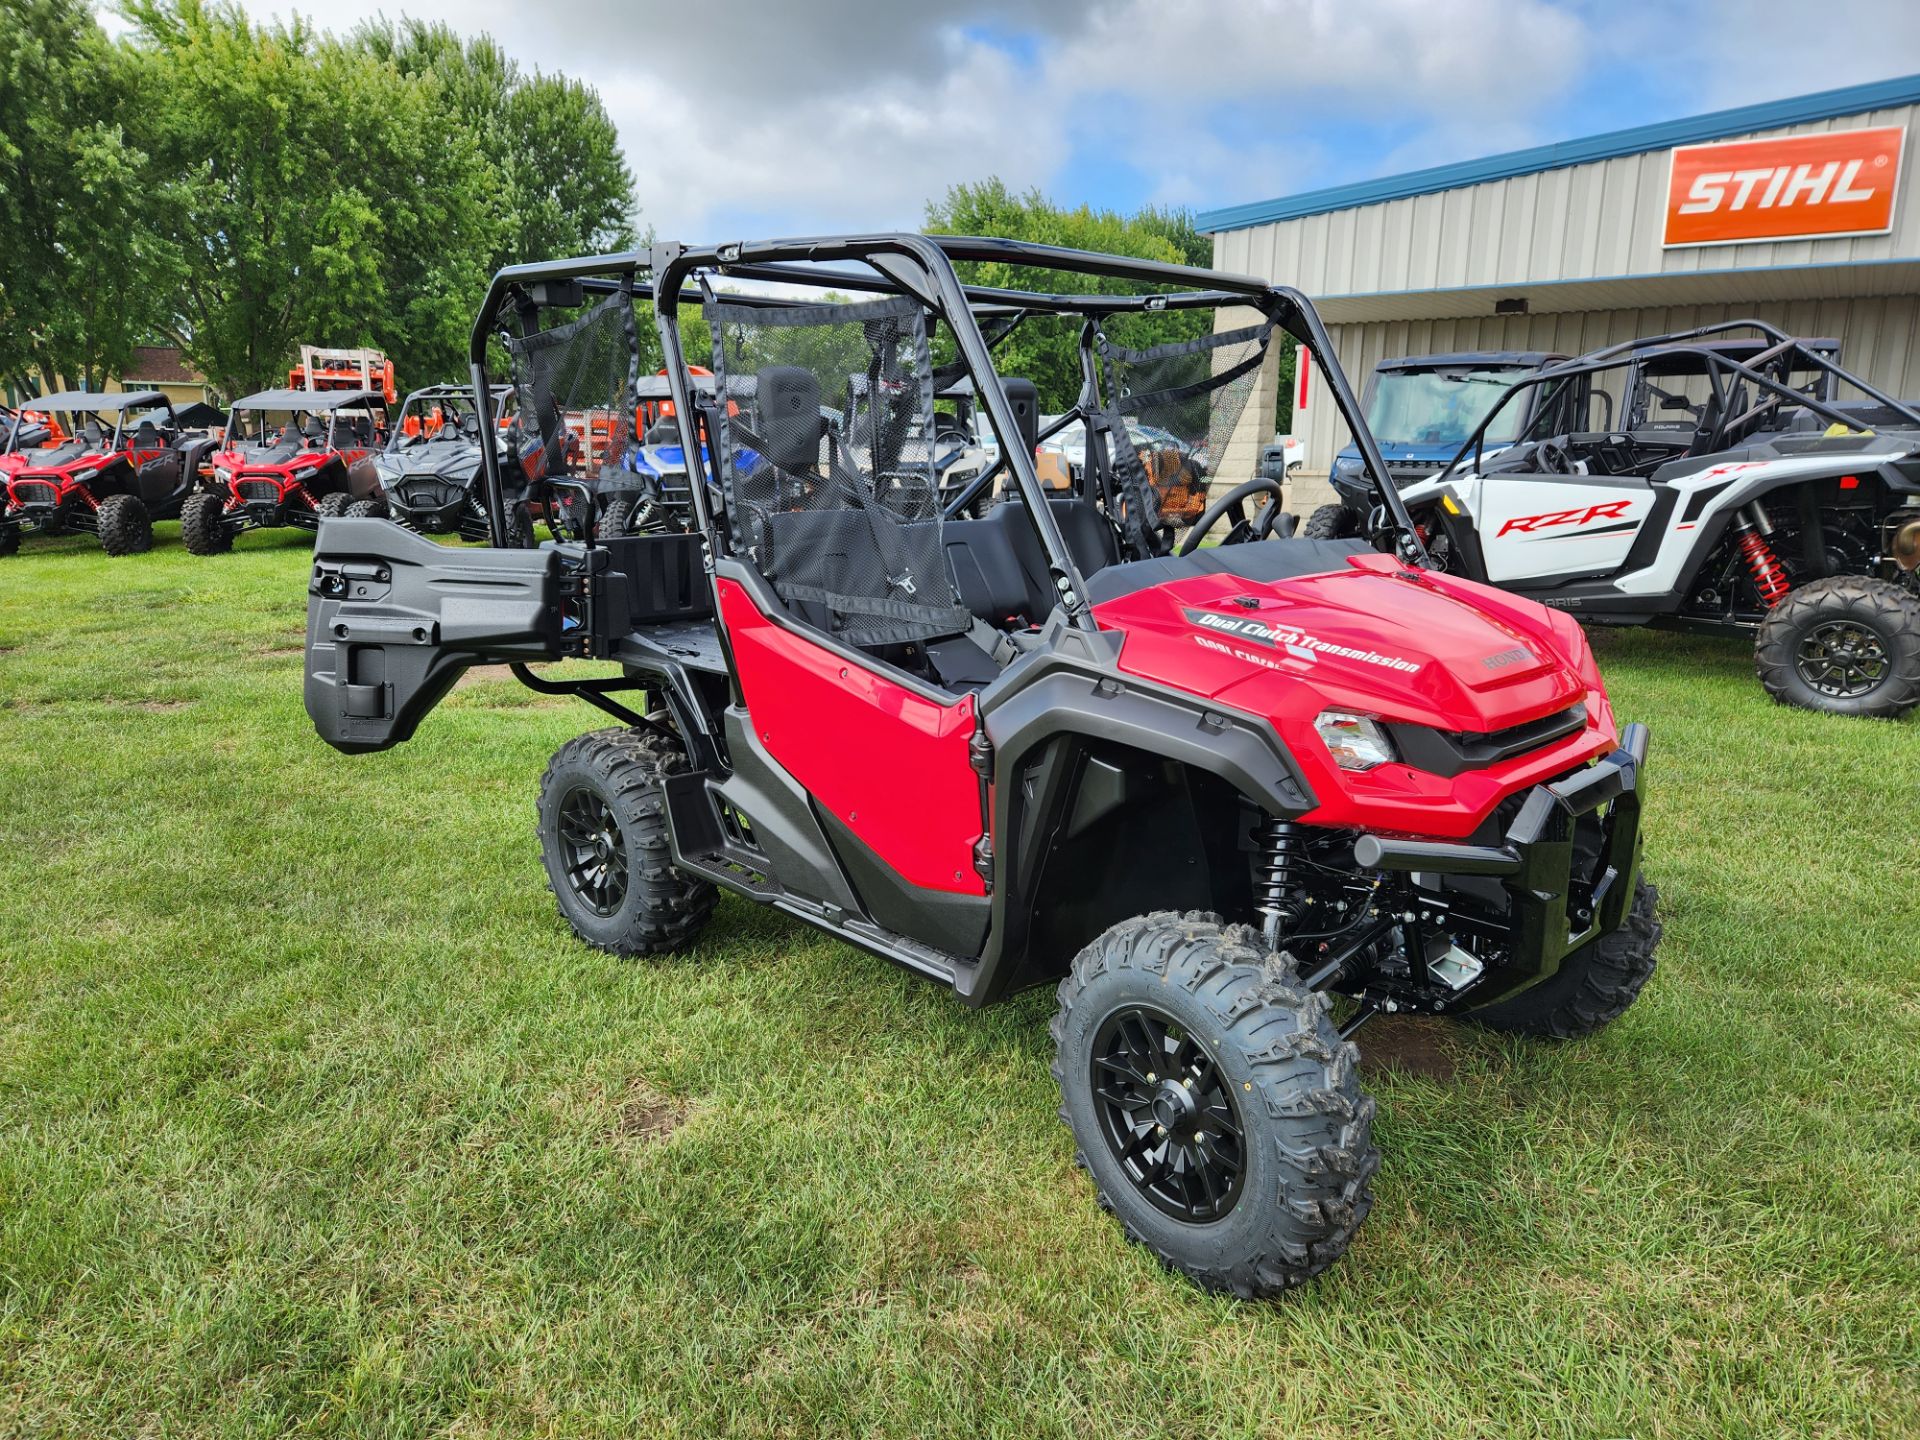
xmin=14 ymin=447 xmax=116 ymax=480
xmin=213 ymin=446 xmax=334 ymax=475
xmin=1093 ymin=551 xmax=1617 ymax=838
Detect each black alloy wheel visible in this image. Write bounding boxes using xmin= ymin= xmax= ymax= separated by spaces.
xmin=1089 ymin=1003 xmax=1246 ymax=1222
xmin=557 ymin=785 xmax=629 ymax=916
xmin=1795 ymin=618 xmax=1890 ymax=699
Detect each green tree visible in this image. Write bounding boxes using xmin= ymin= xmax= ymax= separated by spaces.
xmin=121 ymin=0 xmax=494 ymax=397
xmin=928 ymin=178 xmax=1295 ymax=435
xmin=924 ymin=179 xmax=1215 ymax=410
xmin=353 ymin=18 xmax=637 ymax=272
xmin=0 ymin=0 xmax=164 ymax=398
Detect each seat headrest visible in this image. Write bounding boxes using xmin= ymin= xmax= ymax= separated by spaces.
xmin=754 ymin=366 xmax=822 ymax=472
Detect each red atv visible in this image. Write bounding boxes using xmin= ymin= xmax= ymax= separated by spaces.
xmin=305 ymin=237 xmax=1659 ymax=1297
xmin=181 ymin=388 xmax=389 ymax=553
xmin=0 ymin=391 xmax=220 ymax=557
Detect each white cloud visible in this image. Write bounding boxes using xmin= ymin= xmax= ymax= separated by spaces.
xmin=102 ymin=0 xmax=1920 ymax=242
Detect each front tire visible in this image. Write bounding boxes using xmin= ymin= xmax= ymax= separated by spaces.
xmin=344 ymin=498 xmax=386 ymax=520
xmin=0 ymin=522 xmax=19 ymax=558
xmin=537 ymin=728 xmax=717 ymax=956
xmin=314 ymin=491 xmax=353 ymax=521
xmin=1301 ymin=503 xmax=1359 ymax=540
xmin=1466 ymin=877 xmax=1660 ymax=1039
xmin=179 ymin=491 xmax=233 ymax=555
xmin=95 ymin=493 xmax=153 ymax=556
xmin=1051 ymin=913 xmax=1379 ymax=1298
xmin=1754 ymin=576 xmax=1920 ymax=718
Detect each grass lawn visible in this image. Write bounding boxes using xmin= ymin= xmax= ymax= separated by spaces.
xmin=2 ymin=524 xmax=1917 ymax=1439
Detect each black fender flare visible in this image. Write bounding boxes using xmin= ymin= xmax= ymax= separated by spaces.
xmin=965 ymin=644 xmax=1316 ymax=1006
xmin=982 ymin=665 xmax=1314 ymax=821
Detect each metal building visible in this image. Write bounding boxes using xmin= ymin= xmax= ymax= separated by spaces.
xmin=1201 ymin=74 xmax=1920 ymax=509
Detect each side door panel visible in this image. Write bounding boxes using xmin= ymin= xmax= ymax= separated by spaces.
xmin=716 ymin=577 xmax=985 ymax=897
xmin=1475 ymin=478 xmax=1656 ymax=583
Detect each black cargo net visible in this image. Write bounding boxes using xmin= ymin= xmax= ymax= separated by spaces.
xmin=1096 ymin=320 xmax=1275 ymax=554
xmin=505 ymin=291 xmax=640 ymax=495
xmin=706 ymin=294 xmax=969 ymax=646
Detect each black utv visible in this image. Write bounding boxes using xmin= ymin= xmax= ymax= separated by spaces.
xmin=368 ymin=384 xmax=546 ymax=545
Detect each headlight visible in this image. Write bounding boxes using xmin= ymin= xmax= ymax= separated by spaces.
xmin=1314 ymin=711 xmax=1396 ymax=771
xmin=71 ymin=466 xmax=99 ymax=481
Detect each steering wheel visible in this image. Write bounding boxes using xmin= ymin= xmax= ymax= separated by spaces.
xmin=1176 ymin=476 xmax=1285 ymax=556
xmin=1535 ymin=439 xmax=1577 ymax=475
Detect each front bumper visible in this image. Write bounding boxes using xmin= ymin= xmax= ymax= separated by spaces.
xmin=1354 ymin=721 xmax=1648 ymax=982
xmin=387 ymin=478 xmax=470 ymax=532
xmin=4 ymin=498 xmax=72 ymax=533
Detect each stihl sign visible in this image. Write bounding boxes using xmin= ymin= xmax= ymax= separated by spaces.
xmin=1663 ymin=126 xmax=1905 ymax=247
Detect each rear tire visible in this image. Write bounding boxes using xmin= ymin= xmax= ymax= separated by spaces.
xmin=1051 ymin=913 xmax=1378 ymax=1298
xmin=503 ymin=503 xmax=535 ymax=549
xmin=595 ymin=495 xmax=634 ymax=541
xmin=537 ymin=728 xmax=717 ymax=956
xmin=179 ymin=491 xmax=233 ymax=555
xmin=344 ymin=498 xmax=386 ymax=520
xmin=1466 ymin=878 xmax=1660 ymax=1039
xmin=1754 ymin=576 xmax=1920 ymax=718
xmin=95 ymin=494 xmax=153 ymax=556
xmin=1301 ymin=503 xmax=1359 ymax=540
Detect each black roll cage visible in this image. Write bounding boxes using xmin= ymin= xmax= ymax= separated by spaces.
xmin=1438 ymin=319 xmax=1920 ymax=479
xmin=464 ymin=234 xmax=1424 ymax=637
xmin=387 ymin=383 xmax=513 ymax=449
xmin=20 ymin=390 xmax=175 ymax=452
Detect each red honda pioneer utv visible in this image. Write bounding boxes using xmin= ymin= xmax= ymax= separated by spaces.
xmin=0 ymin=390 xmax=220 ymax=556
xmin=304 ymin=237 xmax=1658 ymax=1297
xmin=182 ymin=387 xmax=388 ymax=553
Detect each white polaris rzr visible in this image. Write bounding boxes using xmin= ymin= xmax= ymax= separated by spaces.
xmin=1310 ymin=324 xmax=1920 ymax=718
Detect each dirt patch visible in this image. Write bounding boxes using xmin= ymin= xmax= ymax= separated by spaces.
xmin=451 ymin=667 xmax=507 ymax=692
xmin=130 ymin=699 xmax=192 ymax=712
xmin=614 ymin=1078 xmax=689 ymax=1142
xmin=1356 ymin=1017 xmax=1459 ymax=1082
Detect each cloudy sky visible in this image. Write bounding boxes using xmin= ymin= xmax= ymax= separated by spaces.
xmin=109 ymin=0 xmax=1920 ymax=239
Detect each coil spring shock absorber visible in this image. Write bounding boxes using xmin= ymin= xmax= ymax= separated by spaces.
xmin=1735 ymin=501 xmax=1792 ymax=609
xmin=1254 ymin=817 xmax=1303 ymax=951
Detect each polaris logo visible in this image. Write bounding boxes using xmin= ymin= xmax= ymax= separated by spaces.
xmin=1185 ymin=608 xmax=1420 ymax=673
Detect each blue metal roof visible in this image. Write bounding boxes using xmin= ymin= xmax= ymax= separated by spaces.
xmin=1198 ymin=72 xmax=1920 ymax=234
